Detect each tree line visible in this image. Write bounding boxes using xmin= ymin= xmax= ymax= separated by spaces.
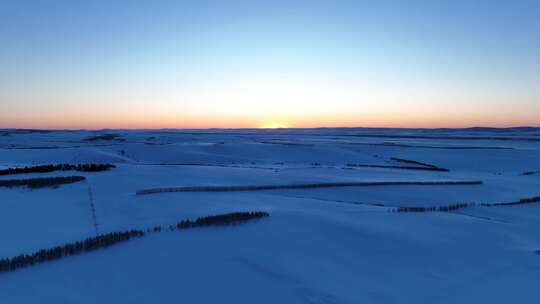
xmin=151 ymin=211 xmax=270 ymax=232
xmin=393 ymin=195 xmax=540 ymax=213
xmin=390 ymin=157 xmax=442 ymax=169
xmin=0 ymin=230 xmax=144 ymax=273
xmin=83 ymin=134 xmax=122 ymax=141
xmin=0 ymin=164 xmax=115 ymax=176
xmin=0 ymin=211 xmax=269 ymax=274
xmin=0 ymin=176 xmax=86 ymax=189
xmin=394 ymin=203 xmax=474 ymax=213
xmin=137 ymin=181 xmax=482 ymax=195
xmin=481 ymin=196 xmax=540 ymax=207
xmin=346 ymin=163 xmax=449 ymax=172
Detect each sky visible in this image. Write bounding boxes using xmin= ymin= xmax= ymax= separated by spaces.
xmin=1 ymin=0 xmax=539 ymax=129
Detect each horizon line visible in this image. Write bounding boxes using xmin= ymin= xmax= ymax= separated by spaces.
xmin=2 ymin=125 xmax=540 ymax=132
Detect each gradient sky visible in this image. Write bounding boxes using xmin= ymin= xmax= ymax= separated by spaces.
xmin=1 ymin=0 xmax=539 ymax=129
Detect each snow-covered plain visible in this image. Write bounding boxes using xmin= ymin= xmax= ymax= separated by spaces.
xmin=1 ymin=128 xmax=540 ymax=303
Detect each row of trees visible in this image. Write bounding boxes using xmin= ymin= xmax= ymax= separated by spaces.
xmin=394 ymin=195 xmax=540 ymax=213
xmin=83 ymin=134 xmax=122 ymax=141
xmin=346 ymin=164 xmax=449 ymax=172
xmin=150 ymin=211 xmax=270 ymax=233
xmin=394 ymin=203 xmax=474 ymax=213
xmin=0 ymin=164 xmax=115 ymax=176
xmin=0 ymin=211 xmax=269 ymax=274
xmin=481 ymin=196 xmax=540 ymax=207
xmin=137 ymin=181 xmax=482 ymax=195
xmin=390 ymin=157 xmax=442 ymax=169
xmin=0 ymin=176 xmax=86 ymax=189
xmin=0 ymin=230 xmax=144 ymax=273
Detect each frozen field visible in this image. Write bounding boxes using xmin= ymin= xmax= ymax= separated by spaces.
xmin=1 ymin=128 xmax=540 ymax=303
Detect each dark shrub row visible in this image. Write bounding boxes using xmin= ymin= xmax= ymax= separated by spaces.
xmin=0 ymin=164 xmax=115 ymax=176
xmin=394 ymin=203 xmax=474 ymax=213
xmin=481 ymin=196 xmax=540 ymax=207
xmin=83 ymin=134 xmax=122 ymax=141
xmin=0 ymin=211 xmax=269 ymax=274
xmin=521 ymin=171 xmax=540 ymax=176
xmin=0 ymin=176 xmax=86 ymax=189
xmin=390 ymin=157 xmax=441 ymax=169
xmin=149 ymin=211 xmax=270 ymax=232
xmin=535 ymin=249 xmax=540 ymax=256
xmin=0 ymin=230 xmax=144 ymax=273
xmin=393 ymin=195 xmax=540 ymax=213
xmin=137 ymin=181 xmax=481 ymax=195
xmin=346 ymin=164 xmax=449 ymax=172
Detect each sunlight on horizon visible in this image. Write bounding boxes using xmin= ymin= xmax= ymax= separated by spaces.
xmin=259 ymin=122 xmax=289 ymax=129
xmin=1 ymin=1 xmax=539 ymax=129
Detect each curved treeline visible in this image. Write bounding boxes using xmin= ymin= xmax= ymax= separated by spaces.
xmin=151 ymin=211 xmax=269 ymax=232
xmin=346 ymin=164 xmax=449 ymax=172
xmin=481 ymin=196 xmax=540 ymax=207
xmin=394 ymin=203 xmax=473 ymax=213
xmin=390 ymin=157 xmax=441 ymax=169
xmin=392 ymin=195 xmax=540 ymax=213
xmin=0 ymin=164 xmax=115 ymax=176
xmin=0 ymin=211 xmax=269 ymax=274
xmin=83 ymin=134 xmax=122 ymax=141
xmin=0 ymin=176 xmax=86 ymax=189
xmin=0 ymin=230 xmax=144 ymax=273
xmin=521 ymin=171 xmax=540 ymax=176
xmin=137 ymin=180 xmax=482 ymax=195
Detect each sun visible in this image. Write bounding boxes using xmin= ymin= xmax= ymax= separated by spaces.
xmin=259 ymin=122 xmax=288 ymax=129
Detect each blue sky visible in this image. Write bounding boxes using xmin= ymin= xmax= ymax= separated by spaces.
xmin=1 ymin=0 xmax=539 ymax=128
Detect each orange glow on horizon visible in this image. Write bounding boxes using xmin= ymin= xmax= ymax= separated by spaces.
xmin=3 ymin=111 xmax=539 ymax=130
xmin=259 ymin=122 xmax=289 ymax=129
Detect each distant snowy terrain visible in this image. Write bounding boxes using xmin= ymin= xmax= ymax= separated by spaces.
xmin=1 ymin=128 xmax=540 ymax=303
